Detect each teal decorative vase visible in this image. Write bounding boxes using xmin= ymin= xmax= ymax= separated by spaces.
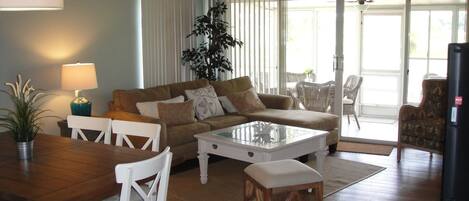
xmin=71 ymin=97 xmax=92 ymax=116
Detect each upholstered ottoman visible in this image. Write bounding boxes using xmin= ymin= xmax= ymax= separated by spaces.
xmin=243 ymin=159 xmax=323 ymax=201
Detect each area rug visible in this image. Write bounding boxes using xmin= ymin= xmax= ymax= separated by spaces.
xmin=337 ymin=141 xmax=394 ymax=156
xmin=167 ymin=157 xmax=385 ymax=201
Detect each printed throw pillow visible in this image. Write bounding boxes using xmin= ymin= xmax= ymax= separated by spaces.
xmin=157 ymin=100 xmax=196 ymax=126
xmin=185 ymin=86 xmax=225 ymax=120
xmin=136 ymin=95 xmax=185 ymax=119
xmin=226 ymin=88 xmax=266 ymax=113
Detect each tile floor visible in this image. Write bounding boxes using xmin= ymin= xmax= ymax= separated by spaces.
xmin=341 ymin=116 xmax=398 ymax=143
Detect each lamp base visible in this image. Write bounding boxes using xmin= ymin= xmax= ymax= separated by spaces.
xmin=70 ymin=97 xmax=92 ymax=116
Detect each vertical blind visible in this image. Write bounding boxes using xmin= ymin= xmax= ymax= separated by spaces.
xmin=141 ymin=0 xmax=197 ymax=88
xmin=225 ymin=0 xmax=281 ymax=94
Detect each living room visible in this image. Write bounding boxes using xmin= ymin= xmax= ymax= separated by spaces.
xmin=0 ymin=0 xmax=467 ymax=201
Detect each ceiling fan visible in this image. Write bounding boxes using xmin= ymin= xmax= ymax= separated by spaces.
xmin=345 ymin=0 xmax=373 ymax=11
xmin=345 ymin=0 xmax=374 ymax=5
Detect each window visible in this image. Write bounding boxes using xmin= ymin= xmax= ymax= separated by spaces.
xmin=407 ymin=8 xmax=465 ymax=103
xmin=362 ymin=15 xmax=402 ymax=71
xmin=285 ymin=8 xmax=360 ymax=83
xmin=458 ymin=10 xmax=467 ymax=43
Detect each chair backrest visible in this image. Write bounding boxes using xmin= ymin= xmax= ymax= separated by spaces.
xmin=343 ymin=75 xmax=363 ymax=103
xmin=287 ymin=72 xmax=307 ymax=83
xmin=67 ymin=115 xmax=112 ymax=144
xmin=115 ymin=147 xmax=172 ymax=201
xmin=420 ymin=79 xmax=447 ymax=118
xmin=112 ymin=120 xmax=161 ymax=152
xmin=296 ymin=81 xmax=335 ymax=112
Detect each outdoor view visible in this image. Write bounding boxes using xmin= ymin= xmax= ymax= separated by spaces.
xmin=408 ymin=9 xmax=467 ymax=103
xmin=228 ymin=0 xmax=466 ymax=142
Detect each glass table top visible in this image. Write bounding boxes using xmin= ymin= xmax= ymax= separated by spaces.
xmin=204 ymin=121 xmax=327 ymax=149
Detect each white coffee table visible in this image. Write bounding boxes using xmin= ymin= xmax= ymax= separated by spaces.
xmin=194 ymin=121 xmax=328 ymax=184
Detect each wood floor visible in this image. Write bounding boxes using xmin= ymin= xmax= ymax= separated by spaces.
xmin=326 ymin=147 xmax=442 ymax=201
xmin=171 ymin=146 xmax=442 ymax=201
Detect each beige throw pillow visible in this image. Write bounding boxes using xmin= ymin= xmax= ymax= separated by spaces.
xmin=157 ymin=100 xmax=196 ymax=126
xmin=226 ymin=88 xmax=266 ymax=113
xmin=185 ymin=85 xmax=225 ymax=120
xmin=136 ymin=95 xmax=184 ymax=119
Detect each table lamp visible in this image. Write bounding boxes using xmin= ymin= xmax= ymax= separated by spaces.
xmin=61 ymin=63 xmax=98 ymax=116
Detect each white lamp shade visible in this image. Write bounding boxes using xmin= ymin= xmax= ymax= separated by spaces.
xmin=61 ymin=63 xmax=98 ymax=91
xmin=0 ymin=0 xmax=63 ymax=11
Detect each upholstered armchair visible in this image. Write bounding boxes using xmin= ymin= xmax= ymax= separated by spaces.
xmin=397 ymin=79 xmax=447 ymax=162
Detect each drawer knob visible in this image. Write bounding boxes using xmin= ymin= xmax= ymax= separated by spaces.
xmin=248 ymin=152 xmax=254 ymax=157
xmin=212 ymin=144 xmax=218 ymax=149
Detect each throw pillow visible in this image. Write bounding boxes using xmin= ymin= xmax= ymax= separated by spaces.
xmin=136 ymin=95 xmax=184 ymax=119
xmin=226 ymin=88 xmax=266 ymax=113
xmin=185 ymin=85 xmax=225 ymax=120
xmin=157 ymin=100 xmax=196 ymax=126
xmin=218 ymin=96 xmax=238 ymax=113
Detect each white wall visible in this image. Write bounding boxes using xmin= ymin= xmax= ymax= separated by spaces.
xmin=0 ymin=0 xmax=140 ymax=135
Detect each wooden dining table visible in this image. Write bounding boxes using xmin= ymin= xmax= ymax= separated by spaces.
xmin=0 ymin=133 xmax=157 ymax=201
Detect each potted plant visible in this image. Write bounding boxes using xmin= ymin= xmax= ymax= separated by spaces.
xmin=182 ymin=1 xmax=243 ymax=81
xmin=304 ymin=68 xmax=314 ymax=80
xmin=0 ymin=75 xmax=48 ymax=160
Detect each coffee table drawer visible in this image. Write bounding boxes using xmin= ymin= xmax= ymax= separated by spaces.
xmin=207 ymin=142 xmax=265 ymax=162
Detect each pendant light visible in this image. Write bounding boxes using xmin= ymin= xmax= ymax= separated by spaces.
xmin=0 ymin=0 xmax=64 ymax=11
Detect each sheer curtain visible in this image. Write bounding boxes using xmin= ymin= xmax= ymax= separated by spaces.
xmin=225 ymin=0 xmax=282 ymax=94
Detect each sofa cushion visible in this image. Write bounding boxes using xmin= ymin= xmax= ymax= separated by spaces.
xmin=167 ymin=122 xmax=211 ymax=147
xmin=112 ymin=86 xmax=172 ymax=113
xmin=218 ymin=96 xmax=238 ymax=113
xmin=243 ymin=109 xmax=338 ymax=131
xmin=158 ymin=100 xmax=197 ymax=126
xmin=210 ymin=76 xmax=253 ymax=96
xmin=168 ymin=79 xmax=210 ymax=98
xmin=136 ymin=95 xmax=185 ymax=118
xmin=185 ymin=85 xmax=225 ymax=120
xmin=200 ymin=115 xmax=249 ymax=130
xmin=227 ymin=88 xmax=266 ymax=113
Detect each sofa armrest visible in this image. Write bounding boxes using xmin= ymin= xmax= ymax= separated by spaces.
xmin=108 ymin=101 xmax=116 ymax=111
xmin=103 ymin=111 xmax=168 ymax=152
xmin=399 ymin=105 xmax=424 ymax=122
xmin=258 ymin=93 xmax=293 ymax=110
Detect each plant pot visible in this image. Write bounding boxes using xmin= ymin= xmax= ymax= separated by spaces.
xmin=17 ymin=141 xmax=34 ymax=160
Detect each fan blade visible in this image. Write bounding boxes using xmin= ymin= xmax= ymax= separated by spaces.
xmin=327 ymin=0 xmax=358 ymax=2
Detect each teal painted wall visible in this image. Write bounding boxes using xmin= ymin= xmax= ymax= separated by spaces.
xmin=0 ymin=0 xmax=140 ymax=135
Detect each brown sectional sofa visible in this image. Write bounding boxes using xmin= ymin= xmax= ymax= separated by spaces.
xmin=105 ymin=76 xmax=339 ymax=166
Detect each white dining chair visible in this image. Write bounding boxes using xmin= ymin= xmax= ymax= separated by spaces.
xmin=112 ymin=120 xmax=161 ymax=152
xmin=67 ymin=115 xmax=112 ymax=144
xmin=109 ymin=147 xmax=172 ymax=201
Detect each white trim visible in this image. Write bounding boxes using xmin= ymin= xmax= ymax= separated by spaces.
xmin=340 ymin=137 xmax=397 ymax=146
xmin=136 ymin=0 xmax=144 ymax=89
